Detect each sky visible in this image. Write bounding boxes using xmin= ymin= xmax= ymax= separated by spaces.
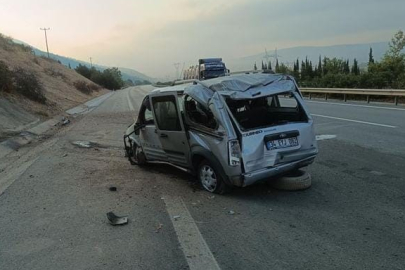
xmin=0 ymin=0 xmax=404 ymax=78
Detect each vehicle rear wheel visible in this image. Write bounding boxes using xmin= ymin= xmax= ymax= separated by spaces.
xmin=269 ymin=170 xmax=311 ymax=191
xmin=198 ymin=160 xmax=229 ymax=194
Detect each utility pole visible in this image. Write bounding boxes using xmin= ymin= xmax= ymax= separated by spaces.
xmin=90 ymin=57 xmax=93 ymax=68
xmin=40 ymin=28 xmax=51 ymax=58
xmin=173 ymin=63 xmax=180 ymax=80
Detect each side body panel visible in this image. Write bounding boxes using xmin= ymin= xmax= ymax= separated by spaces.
xmin=150 ymin=93 xmax=191 ymax=167
xmin=139 ymin=125 xmax=167 ymax=161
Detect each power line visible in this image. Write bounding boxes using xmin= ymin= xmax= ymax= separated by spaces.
xmin=40 ymin=28 xmax=51 ymax=58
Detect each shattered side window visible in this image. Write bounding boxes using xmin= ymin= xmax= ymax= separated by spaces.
xmin=184 ymin=96 xmax=218 ymax=130
xmin=144 ymin=107 xmax=154 ymax=124
xmin=277 ymin=93 xmax=298 ymax=108
xmin=139 ymin=97 xmax=154 ymax=125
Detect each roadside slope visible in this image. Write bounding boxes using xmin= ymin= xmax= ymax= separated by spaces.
xmin=0 ymin=34 xmax=108 ymax=138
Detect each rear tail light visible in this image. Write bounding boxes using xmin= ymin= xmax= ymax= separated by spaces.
xmin=228 ymin=140 xmax=241 ymax=166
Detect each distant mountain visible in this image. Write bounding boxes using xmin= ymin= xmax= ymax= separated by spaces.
xmin=228 ymin=42 xmax=390 ymax=72
xmin=13 ymin=39 xmax=153 ymax=83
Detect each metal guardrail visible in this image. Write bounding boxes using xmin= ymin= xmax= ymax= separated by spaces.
xmin=156 ymin=73 xmax=405 ymax=106
xmin=300 ymin=88 xmax=405 ymax=105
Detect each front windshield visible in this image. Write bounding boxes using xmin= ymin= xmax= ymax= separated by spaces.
xmin=204 ymin=69 xmax=226 ymax=79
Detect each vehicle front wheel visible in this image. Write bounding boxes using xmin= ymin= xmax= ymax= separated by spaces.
xmin=129 ymin=142 xmax=146 ymax=166
xmin=197 ymin=160 xmax=230 ymax=194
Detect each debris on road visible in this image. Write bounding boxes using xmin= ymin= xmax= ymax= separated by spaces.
xmin=106 ymin=212 xmax=128 ymax=226
xmin=316 ymin=134 xmax=337 ymax=141
xmin=173 ymin=215 xmax=181 ymax=221
xmin=208 ymin=195 xmax=215 ymax=200
xmin=61 ymin=117 xmax=70 ymax=126
xmin=62 ymin=153 xmax=68 ymax=157
xmin=72 ymin=141 xmax=100 ymax=148
xmin=109 ymin=186 xmax=117 ymax=192
xmin=228 ymin=210 xmax=235 ymax=215
xmin=155 ymin=223 xmax=163 ymax=233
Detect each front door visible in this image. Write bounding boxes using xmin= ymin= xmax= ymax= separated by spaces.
xmin=151 ymin=94 xmax=190 ymax=167
xmin=137 ymin=96 xmax=167 ymax=161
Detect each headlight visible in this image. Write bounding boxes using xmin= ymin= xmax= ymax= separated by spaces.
xmin=228 ymin=140 xmax=241 ymax=166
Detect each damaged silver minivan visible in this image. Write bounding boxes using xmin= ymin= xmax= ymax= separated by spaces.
xmin=124 ymin=74 xmax=318 ymax=193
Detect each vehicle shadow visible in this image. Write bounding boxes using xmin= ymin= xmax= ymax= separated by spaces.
xmin=136 ymin=162 xmax=315 ymax=201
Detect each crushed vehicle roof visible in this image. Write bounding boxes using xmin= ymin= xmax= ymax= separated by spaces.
xmin=151 ymin=84 xmax=190 ymax=94
xmin=184 ymin=73 xmax=298 ymax=105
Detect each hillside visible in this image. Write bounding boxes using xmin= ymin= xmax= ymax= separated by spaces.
xmin=228 ymin=42 xmax=389 ymax=71
xmin=0 ymin=34 xmax=108 ymax=139
xmin=18 ymin=42 xmax=154 ymax=83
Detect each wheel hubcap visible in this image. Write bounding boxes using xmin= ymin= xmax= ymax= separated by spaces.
xmin=200 ymin=165 xmax=217 ymax=192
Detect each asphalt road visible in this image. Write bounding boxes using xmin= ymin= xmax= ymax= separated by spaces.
xmin=0 ymin=87 xmax=404 ymax=270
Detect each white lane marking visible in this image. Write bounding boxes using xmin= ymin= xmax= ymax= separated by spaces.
xmin=316 ymin=135 xmax=337 ymax=141
xmin=127 ymin=89 xmax=134 ymax=111
xmin=306 ymin=100 xmax=405 ymax=112
xmin=312 ymin=114 xmax=397 ymax=128
xmin=163 ymin=196 xmax=221 ymax=270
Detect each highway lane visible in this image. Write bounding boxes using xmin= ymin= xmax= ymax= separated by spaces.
xmin=305 ymin=98 xmax=405 ymax=156
xmin=0 ymin=87 xmax=404 ymax=270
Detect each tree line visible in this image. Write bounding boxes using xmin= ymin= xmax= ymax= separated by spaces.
xmin=254 ymin=30 xmax=405 ymax=89
xmin=75 ymin=65 xmax=124 ymax=90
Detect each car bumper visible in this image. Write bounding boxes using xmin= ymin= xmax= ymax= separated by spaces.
xmin=240 ymin=155 xmax=317 ymax=187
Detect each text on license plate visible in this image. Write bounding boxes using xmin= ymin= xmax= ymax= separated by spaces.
xmin=266 ymin=137 xmax=299 ymax=150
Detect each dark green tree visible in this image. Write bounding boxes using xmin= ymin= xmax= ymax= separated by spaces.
xmin=351 ymin=59 xmax=360 ymax=75
xmin=317 ymin=56 xmax=322 ymax=77
xmin=323 ymin=57 xmax=328 ymax=76
xmin=369 ymin=47 xmax=375 ymax=65
xmin=254 ymin=62 xmax=257 ymax=70
xmin=275 ymin=59 xmax=280 ymax=73
xmin=101 ymin=67 xmax=124 ymax=90
xmin=388 ymin=30 xmax=405 ymax=57
xmin=343 ymin=60 xmax=350 ymax=74
xmin=75 ymin=64 xmax=92 ymax=79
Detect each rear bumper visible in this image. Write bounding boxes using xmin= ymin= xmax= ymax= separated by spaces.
xmin=241 ymin=155 xmax=316 ymax=187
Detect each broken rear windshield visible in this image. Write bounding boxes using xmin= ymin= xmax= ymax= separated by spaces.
xmin=225 ymin=92 xmax=308 ymax=131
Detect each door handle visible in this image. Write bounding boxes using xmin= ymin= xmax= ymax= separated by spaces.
xmin=160 ymin=133 xmax=168 ymax=138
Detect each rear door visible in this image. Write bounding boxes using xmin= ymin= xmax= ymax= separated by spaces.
xmin=151 ymin=93 xmax=190 ymax=167
xmin=237 ymin=93 xmax=311 ymax=173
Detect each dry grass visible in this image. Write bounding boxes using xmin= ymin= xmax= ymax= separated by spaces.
xmin=0 ymin=33 xmax=108 ymax=134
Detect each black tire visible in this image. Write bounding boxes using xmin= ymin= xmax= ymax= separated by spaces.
xmin=129 ymin=142 xmax=146 ymax=166
xmin=197 ymin=160 xmax=230 ymax=194
xmin=269 ymin=170 xmax=311 ymax=191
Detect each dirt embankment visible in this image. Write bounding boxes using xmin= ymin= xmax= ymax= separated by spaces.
xmin=0 ymin=35 xmax=108 ymax=139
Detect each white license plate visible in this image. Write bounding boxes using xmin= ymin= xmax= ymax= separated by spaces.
xmin=266 ymin=137 xmax=299 ymax=150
